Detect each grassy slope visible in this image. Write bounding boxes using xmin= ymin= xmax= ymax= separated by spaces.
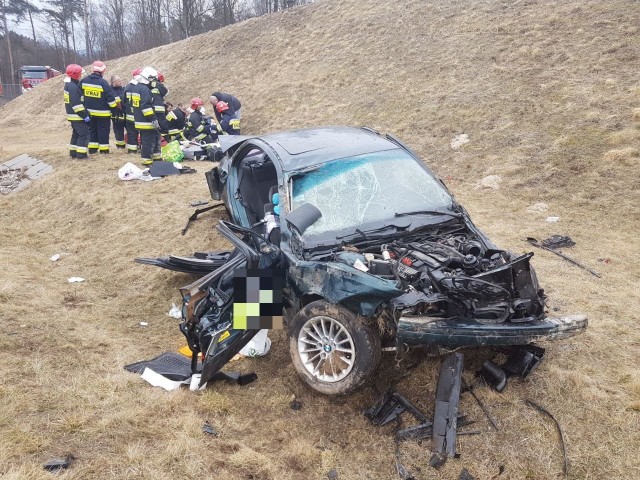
xmin=0 ymin=0 xmax=639 ymax=478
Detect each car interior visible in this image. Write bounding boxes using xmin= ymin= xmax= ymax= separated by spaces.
xmin=235 ymin=148 xmax=281 ymax=243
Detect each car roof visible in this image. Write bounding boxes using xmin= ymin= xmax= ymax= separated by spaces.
xmin=256 ymin=126 xmax=401 ymax=172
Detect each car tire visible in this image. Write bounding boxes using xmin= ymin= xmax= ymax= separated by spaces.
xmin=289 ymin=300 xmax=381 ymax=395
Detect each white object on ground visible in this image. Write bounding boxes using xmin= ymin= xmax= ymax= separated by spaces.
xmin=474 ymin=175 xmax=502 ymax=190
xmin=168 ymin=303 xmax=182 ymax=319
xmin=50 ymin=254 xmax=61 ymax=262
xmin=189 ymin=373 xmax=206 ymax=391
xmin=118 ymin=162 xmax=160 ymax=181
xmin=67 ymin=277 xmax=84 ymax=283
xmin=450 ymin=134 xmax=470 ymax=150
xmin=546 ymin=216 xmax=560 ymax=223
xmin=139 ymin=322 xmax=148 ymax=327
xmin=141 ymin=367 xmax=187 ymax=391
xmin=526 ymin=202 xmax=549 ymax=214
xmin=239 ymin=329 xmax=272 ymax=357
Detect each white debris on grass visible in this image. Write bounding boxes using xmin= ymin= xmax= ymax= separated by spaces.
xmin=168 ymin=303 xmax=182 ymax=319
xmin=50 ymin=254 xmax=61 ymax=262
xmin=526 ymin=202 xmax=549 ymax=214
xmin=118 ymin=162 xmax=160 ymax=181
xmin=67 ymin=277 xmax=85 ymax=283
xmin=139 ymin=322 xmax=149 ymax=327
xmin=546 ymin=216 xmax=560 ymax=223
xmin=450 ymin=134 xmax=470 ymax=150
xmin=474 ymin=175 xmax=502 ymax=190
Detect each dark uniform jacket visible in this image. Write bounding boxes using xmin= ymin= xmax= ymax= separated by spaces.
xmin=150 ymin=80 xmax=168 ymax=131
xmin=111 ymin=85 xmax=125 ymax=121
xmin=219 ymin=111 xmax=241 ymax=135
xmin=211 ymin=91 xmax=241 ymax=121
xmin=166 ymin=108 xmax=186 ymax=137
xmin=129 ymin=82 xmax=157 ymax=130
xmin=186 ymin=109 xmax=212 ymax=141
xmin=64 ymin=79 xmax=89 ymax=122
xmin=123 ymin=80 xmax=137 ymax=123
xmin=80 ymin=72 xmax=119 ymax=117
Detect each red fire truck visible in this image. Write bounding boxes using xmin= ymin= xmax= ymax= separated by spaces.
xmin=19 ymin=65 xmax=61 ymax=93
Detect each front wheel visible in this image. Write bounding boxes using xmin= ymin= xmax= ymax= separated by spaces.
xmin=289 ymin=300 xmax=381 ymax=395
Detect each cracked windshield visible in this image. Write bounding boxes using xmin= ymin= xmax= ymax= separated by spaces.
xmin=292 ymin=150 xmax=452 ymax=235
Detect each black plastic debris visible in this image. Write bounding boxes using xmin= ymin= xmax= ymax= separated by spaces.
xmin=364 ymin=391 xmax=429 ymax=426
xmin=479 ymin=345 xmax=546 ymax=392
xmin=502 ymin=345 xmax=545 ymax=378
xmin=541 ymin=235 xmax=575 ymax=249
xmin=290 ymin=399 xmax=303 ymax=411
xmin=478 ymin=360 xmax=507 ymax=392
xmin=43 ymin=455 xmax=73 ymax=472
xmin=124 ymin=351 xmax=196 ymax=382
xmin=125 ymin=352 xmax=256 ymax=387
xmin=458 ymin=467 xmax=476 ymax=480
xmin=326 ymin=469 xmax=338 ymax=480
xmin=149 ymin=161 xmax=180 ymax=177
xmin=430 ymin=352 xmax=464 ymax=469
xmin=190 ymin=200 xmax=209 ymax=207
xmin=202 ymin=421 xmax=219 ymax=437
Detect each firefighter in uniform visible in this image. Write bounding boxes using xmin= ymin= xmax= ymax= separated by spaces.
xmin=110 ymin=75 xmax=126 ymax=149
xmin=149 ymin=72 xmax=168 ymax=136
xmin=164 ymin=102 xmax=186 ymax=142
xmin=80 ymin=61 xmax=120 ymax=154
xmin=131 ymin=67 xmax=161 ymax=163
xmin=209 ymin=91 xmax=242 ymax=121
xmin=216 ymin=101 xmax=241 ymax=135
xmin=123 ymin=67 xmax=142 ymax=153
xmin=186 ymin=97 xmax=215 ymax=143
xmin=63 ymin=64 xmax=90 ymax=159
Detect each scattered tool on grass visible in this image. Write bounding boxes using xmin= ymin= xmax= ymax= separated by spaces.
xmin=526 ymin=237 xmax=601 ymax=278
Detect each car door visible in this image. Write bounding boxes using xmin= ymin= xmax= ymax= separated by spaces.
xmin=179 ymin=220 xmax=282 ymax=387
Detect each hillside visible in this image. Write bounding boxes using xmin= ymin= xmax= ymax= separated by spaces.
xmin=0 ymin=0 xmax=639 ymax=479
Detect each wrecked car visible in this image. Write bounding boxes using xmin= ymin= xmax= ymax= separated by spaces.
xmin=139 ymin=126 xmax=587 ymax=394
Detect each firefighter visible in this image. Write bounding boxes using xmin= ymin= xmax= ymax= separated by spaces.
xmin=131 ymin=67 xmax=161 ymax=163
xmin=80 ymin=60 xmax=120 ymax=154
xmin=165 ymin=102 xmax=186 ymax=142
xmin=149 ymin=71 xmax=169 ymax=135
xmin=123 ymin=67 xmax=142 ymax=154
xmin=110 ymin=75 xmax=126 ymax=149
xmin=63 ymin=64 xmax=90 ymax=159
xmin=216 ymin=101 xmax=241 ymax=135
xmin=186 ymin=97 xmax=215 ymax=143
xmin=209 ymin=91 xmax=241 ymax=121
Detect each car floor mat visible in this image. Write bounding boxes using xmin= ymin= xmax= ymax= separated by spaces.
xmin=125 ymin=351 xmax=200 ymax=382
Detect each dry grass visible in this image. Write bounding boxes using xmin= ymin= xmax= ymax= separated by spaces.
xmin=1 ymin=0 xmax=640 ymax=478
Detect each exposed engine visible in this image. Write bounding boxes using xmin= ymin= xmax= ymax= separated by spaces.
xmin=334 ymin=233 xmax=545 ymax=324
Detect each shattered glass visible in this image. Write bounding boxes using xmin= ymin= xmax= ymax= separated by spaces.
xmin=292 ymin=150 xmax=452 ymax=235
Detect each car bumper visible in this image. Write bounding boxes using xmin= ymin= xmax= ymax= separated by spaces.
xmin=396 ymin=314 xmax=587 ymax=347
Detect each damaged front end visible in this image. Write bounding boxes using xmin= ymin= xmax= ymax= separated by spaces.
xmin=312 ymin=228 xmax=587 ymax=348
xmin=178 ymin=221 xmax=281 ymax=387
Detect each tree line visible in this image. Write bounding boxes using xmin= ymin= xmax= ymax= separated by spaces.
xmin=0 ymin=0 xmax=311 ymax=85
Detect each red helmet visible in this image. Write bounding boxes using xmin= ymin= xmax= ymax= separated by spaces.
xmin=65 ymin=64 xmax=83 ymax=80
xmin=92 ymin=60 xmax=107 ymax=73
xmin=157 ymin=71 xmax=165 ymax=82
xmin=215 ymin=101 xmax=229 ymax=113
xmin=191 ymin=97 xmax=204 ymax=109
xmin=132 ymin=67 xmax=142 ymax=77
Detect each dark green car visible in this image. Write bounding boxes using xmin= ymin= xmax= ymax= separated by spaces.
xmin=139 ymin=126 xmax=587 ymax=394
